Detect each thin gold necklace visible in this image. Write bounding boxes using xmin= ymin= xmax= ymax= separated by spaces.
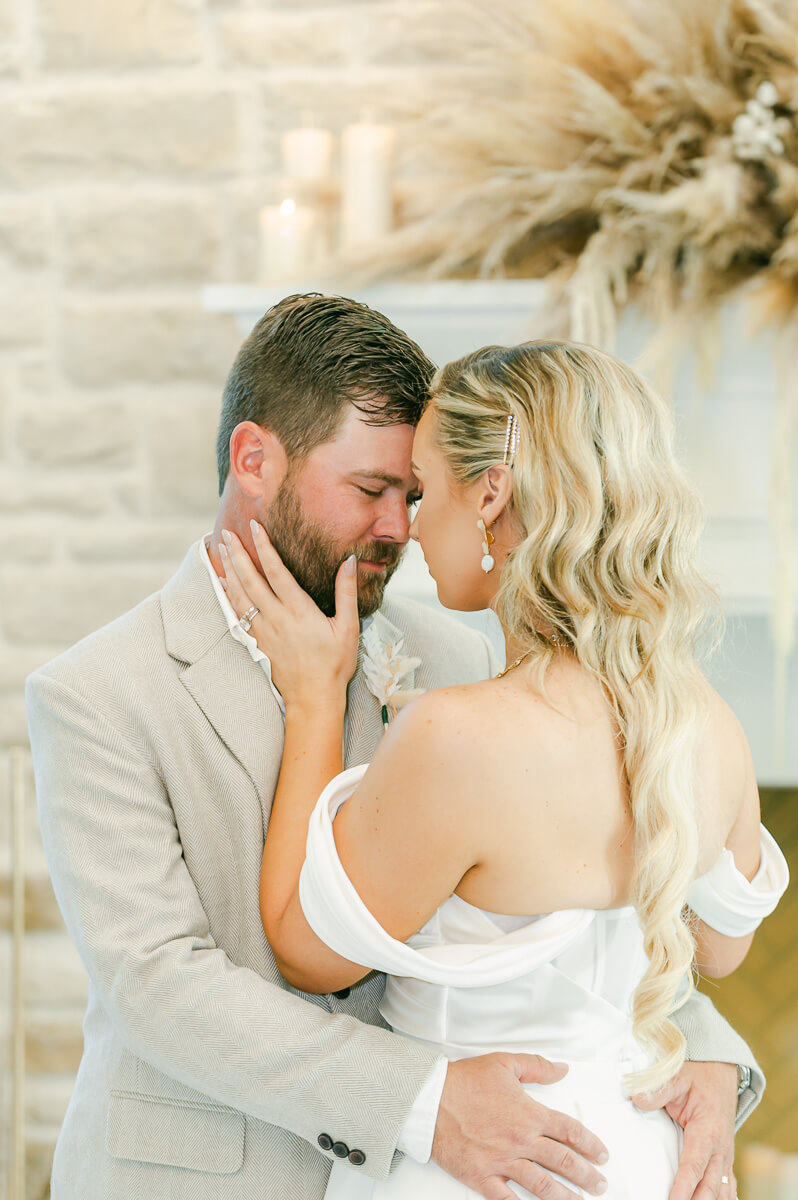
xmin=495 ymin=647 xmax=535 ymax=678
xmin=495 ymin=632 xmax=563 ymax=679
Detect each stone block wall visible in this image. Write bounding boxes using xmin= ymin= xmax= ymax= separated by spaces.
xmin=0 ymin=2 xmax=447 ymax=1194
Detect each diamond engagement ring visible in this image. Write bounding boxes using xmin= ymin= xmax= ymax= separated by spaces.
xmin=721 ymin=1177 xmax=729 ymax=1186
xmin=239 ymin=605 xmax=259 ymax=633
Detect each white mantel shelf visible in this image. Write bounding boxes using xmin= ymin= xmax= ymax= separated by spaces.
xmin=204 ymin=281 xmax=548 ymax=338
xmin=203 ymin=279 xmax=546 ymax=310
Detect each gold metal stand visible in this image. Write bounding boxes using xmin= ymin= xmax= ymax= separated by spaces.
xmin=11 ymin=747 xmax=26 ymax=1200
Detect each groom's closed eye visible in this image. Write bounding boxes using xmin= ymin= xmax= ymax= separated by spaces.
xmin=356 ymin=485 xmax=421 ymax=511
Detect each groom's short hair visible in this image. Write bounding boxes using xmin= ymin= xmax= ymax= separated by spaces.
xmin=216 ymin=293 xmax=435 ymax=494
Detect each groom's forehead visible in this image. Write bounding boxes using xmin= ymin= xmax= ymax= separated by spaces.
xmin=316 ymin=406 xmax=417 ymax=478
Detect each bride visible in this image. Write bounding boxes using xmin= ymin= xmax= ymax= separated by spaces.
xmin=219 ymin=340 xmax=788 ymax=1200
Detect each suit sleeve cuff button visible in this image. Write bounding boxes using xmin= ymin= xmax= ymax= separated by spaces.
xmin=348 ymin=1149 xmax=366 ymax=1166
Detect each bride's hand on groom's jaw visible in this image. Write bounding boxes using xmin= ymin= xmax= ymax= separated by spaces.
xmin=632 ymin=1061 xmax=738 ymax=1200
xmin=218 ymin=522 xmax=360 ymax=711
xmin=431 ymin=1053 xmax=609 ymax=1200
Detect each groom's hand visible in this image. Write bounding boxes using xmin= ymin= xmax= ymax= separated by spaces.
xmin=431 ymin=1053 xmax=609 ymax=1199
xmin=632 ymin=1061 xmax=738 ymax=1200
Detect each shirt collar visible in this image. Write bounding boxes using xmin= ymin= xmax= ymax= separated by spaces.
xmin=200 ymin=534 xmax=269 ymax=661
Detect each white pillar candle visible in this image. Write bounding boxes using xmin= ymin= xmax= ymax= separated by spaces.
xmin=340 ymin=118 xmax=395 ymax=248
xmin=259 ymin=198 xmax=317 ymax=283
xmin=281 ymin=122 xmax=334 ymax=182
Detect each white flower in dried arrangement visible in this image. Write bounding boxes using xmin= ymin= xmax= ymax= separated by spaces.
xmin=733 ymin=81 xmax=792 ymax=162
xmin=361 ymin=625 xmax=425 ymax=727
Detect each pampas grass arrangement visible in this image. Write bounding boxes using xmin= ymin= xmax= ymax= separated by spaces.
xmin=368 ymin=0 xmax=798 ymax=347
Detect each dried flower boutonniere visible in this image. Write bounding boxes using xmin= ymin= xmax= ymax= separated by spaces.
xmin=361 ymin=624 xmax=426 ymax=729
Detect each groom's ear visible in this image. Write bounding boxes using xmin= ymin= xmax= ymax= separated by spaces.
xmin=228 ymin=422 xmax=288 ymax=502
xmin=476 ymin=464 xmax=514 ymax=527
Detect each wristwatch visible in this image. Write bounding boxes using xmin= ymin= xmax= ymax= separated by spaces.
xmin=737 ymin=1064 xmax=752 ymax=1097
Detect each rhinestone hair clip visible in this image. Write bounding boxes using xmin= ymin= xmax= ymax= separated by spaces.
xmin=502 ymin=414 xmax=519 ymax=466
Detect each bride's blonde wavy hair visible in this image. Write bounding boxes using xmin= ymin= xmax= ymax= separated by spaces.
xmin=427 ymin=341 xmax=723 ymax=1094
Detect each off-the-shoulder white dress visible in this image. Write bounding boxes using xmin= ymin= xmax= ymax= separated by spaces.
xmin=299 ymin=766 xmax=789 ymax=1200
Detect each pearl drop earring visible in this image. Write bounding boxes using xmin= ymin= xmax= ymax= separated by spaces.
xmin=477 ymin=518 xmax=495 ymax=573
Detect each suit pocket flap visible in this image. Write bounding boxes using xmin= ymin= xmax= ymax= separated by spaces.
xmin=106 ymin=1091 xmax=245 ymax=1174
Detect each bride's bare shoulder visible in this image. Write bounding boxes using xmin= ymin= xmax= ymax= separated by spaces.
xmin=397 ymin=675 xmax=514 ymax=724
xmin=378 ymin=677 xmax=527 ymax=775
xmin=655 ymin=678 xmax=758 ymax=878
xmin=696 ymin=683 xmax=750 ymax=785
xmin=388 ymin=681 xmax=489 ymax=739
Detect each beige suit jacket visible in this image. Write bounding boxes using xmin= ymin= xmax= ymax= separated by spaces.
xmin=25 ymin=541 xmax=763 ymax=1200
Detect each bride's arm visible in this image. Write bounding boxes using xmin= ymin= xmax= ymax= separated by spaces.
xmin=690 ymin=718 xmax=787 ymax=978
xmin=264 ymin=691 xmax=475 ymax=988
xmin=276 ymin=690 xmax=478 ymax=992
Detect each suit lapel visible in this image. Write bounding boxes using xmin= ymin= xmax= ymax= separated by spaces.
xmin=344 ymin=609 xmax=416 ymax=768
xmin=181 ymin=645 xmax=285 ymax=826
xmin=161 ymin=543 xmax=285 ymax=826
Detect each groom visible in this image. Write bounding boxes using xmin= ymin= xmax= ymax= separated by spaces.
xmin=27 ymin=293 xmax=762 ymax=1200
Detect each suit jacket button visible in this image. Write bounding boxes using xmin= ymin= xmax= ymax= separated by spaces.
xmin=349 ymin=1149 xmax=366 ymax=1166
xmin=332 ymin=1141 xmax=350 ymax=1158
xmin=317 ymin=1134 xmax=333 ymax=1152
xmin=333 ymin=987 xmax=351 ymax=999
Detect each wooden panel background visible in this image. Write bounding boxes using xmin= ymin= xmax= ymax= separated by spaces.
xmin=699 ymin=787 xmax=798 ymax=1153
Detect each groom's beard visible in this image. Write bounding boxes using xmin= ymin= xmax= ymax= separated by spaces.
xmin=266 ymin=478 xmax=404 ymax=619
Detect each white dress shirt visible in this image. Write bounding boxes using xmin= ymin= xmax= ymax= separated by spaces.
xmin=200 ymin=535 xmax=447 ymax=1162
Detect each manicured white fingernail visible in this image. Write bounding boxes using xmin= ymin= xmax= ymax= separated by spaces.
xmin=345 ymin=554 xmax=357 ymax=574
xmin=250 ymin=518 xmax=260 ymax=535
xmin=221 ymin=529 xmax=232 ymax=545
xmin=597 ymin=1151 xmax=609 ymax=1165
xmin=219 ymin=543 xmax=228 ymax=557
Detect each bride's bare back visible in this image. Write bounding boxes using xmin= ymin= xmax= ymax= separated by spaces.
xmin=453 ymin=659 xmax=638 ymax=916
xmin=330 ymin=649 xmax=763 ymax=996
xmin=347 ymin=655 xmax=761 ymax=925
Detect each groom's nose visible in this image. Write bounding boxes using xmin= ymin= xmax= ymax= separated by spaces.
xmin=371 ymin=492 xmax=411 ymax=545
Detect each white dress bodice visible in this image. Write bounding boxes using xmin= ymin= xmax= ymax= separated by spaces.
xmin=299 ymin=765 xmax=788 ymax=1200
xmin=379 ymin=894 xmax=649 ymax=1066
